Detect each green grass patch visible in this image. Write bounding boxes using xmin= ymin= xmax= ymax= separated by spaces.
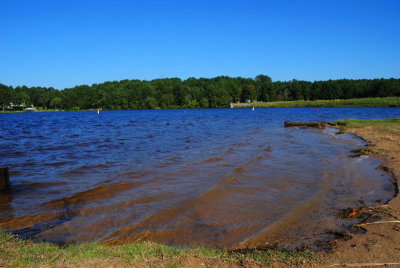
xmin=0 ymin=108 xmax=59 ymax=113
xmin=235 ymin=97 xmax=400 ymax=108
xmin=334 ymin=118 xmax=400 ymax=133
xmin=0 ymin=110 xmax=24 ymax=113
xmin=0 ymin=231 xmax=317 ymax=267
xmin=35 ymin=108 xmax=59 ymax=112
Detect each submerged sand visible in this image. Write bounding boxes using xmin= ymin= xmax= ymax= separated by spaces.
xmin=83 ymin=126 xmax=400 ymax=267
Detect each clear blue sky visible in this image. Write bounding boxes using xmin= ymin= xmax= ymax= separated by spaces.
xmin=1 ymin=0 xmax=399 ymax=89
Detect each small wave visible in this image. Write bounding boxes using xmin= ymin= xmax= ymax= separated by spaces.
xmin=234 ymin=166 xmax=245 ymax=173
xmin=165 ymin=157 xmax=180 ymax=162
xmin=353 ymin=156 xmax=369 ymax=162
xmin=255 ymin=154 xmax=269 ymax=160
xmin=154 ymin=163 xmax=169 ymax=168
xmin=232 ymin=143 xmax=247 ymax=147
xmin=42 ymin=175 xmax=161 ymax=209
xmin=44 ymin=161 xmax=73 ymax=167
xmin=203 ymin=157 xmax=224 ymax=163
xmin=61 ymin=164 xmax=109 ymax=176
xmin=0 ymin=212 xmax=65 ymax=231
xmin=224 ymin=148 xmax=235 ymax=154
xmin=220 ymin=175 xmax=240 ymax=184
xmin=22 ymin=182 xmax=69 ymax=189
xmin=236 ymin=173 xmax=335 ymax=249
xmin=6 ymin=151 xmax=26 ymax=157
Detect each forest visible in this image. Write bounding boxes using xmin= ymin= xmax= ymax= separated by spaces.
xmin=1 ymin=75 xmax=400 ymax=110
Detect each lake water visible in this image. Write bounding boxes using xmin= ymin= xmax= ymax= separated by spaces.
xmin=0 ymin=107 xmax=399 ymax=249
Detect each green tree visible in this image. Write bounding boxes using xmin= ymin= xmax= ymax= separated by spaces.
xmin=145 ymin=96 xmax=159 ymax=109
xmin=0 ymin=84 xmax=12 ymax=110
xmin=159 ymin=93 xmax=175 ymax=109
xmin=15 ymin=91 xmax=30 ymax=106
xmin=200 ymin=97 xmax=209 ymax=108
xmin=50 ymin=97 xmax=62 ymax=109
xmin=256 ymin=75 xmax=274 ymax=101
xmin=242 ymin=84 xmax=257 ymax=101
xmin=1 ymin=76 xmax=399 ymax=111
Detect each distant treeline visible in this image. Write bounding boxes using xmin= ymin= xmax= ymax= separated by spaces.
xmin=1 ymin=75 xmax=400 ymax=110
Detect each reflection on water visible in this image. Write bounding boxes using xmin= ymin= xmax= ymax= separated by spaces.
xmin=0 ymin=108 xmax=399 ymax=249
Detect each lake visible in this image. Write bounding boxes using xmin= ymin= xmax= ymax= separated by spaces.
xmin=0 ymin=107 xmax=399 ymax=249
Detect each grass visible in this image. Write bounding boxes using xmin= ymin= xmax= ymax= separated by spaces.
xmin=0 ymin=110 xmax=24 ymax=113
xmin=334 ymin=118 xmax=400 ymax=133
xmin=0 ymin=231 xmax=316 ymax=267
xmin=0 ymin=108 xmax=59 ymax=113
xmin=234 ymin=97 xmax=400 ymax=108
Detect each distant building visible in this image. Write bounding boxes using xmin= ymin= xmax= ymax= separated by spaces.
xmin=23 ymin=108 xmax=37 ymax=112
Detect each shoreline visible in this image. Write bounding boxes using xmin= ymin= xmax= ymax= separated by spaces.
xmin=322 ymin=120 xmax=400 ymax=266
xmin=233 ymin=97 xmax=400 ymax=108
xmin=338 ymin=125 xmax=399 ymax=200
xmin=1 ymin=96 xmax=399 ymax=114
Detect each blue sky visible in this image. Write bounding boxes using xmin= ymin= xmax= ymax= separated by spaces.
xmin=1 ymin=0 xmax=399 ymax=89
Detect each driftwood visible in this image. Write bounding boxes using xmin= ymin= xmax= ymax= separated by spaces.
xmin=0 ymin=167 xmax=10 ymax=190
xmin=284 ymin=121 xmax=336 ymax=128
xmin=355 ymin=220 xmax=400 ymax=226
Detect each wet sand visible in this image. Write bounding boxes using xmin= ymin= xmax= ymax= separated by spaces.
xmin=320 ymin=125 xmax=400 ymax=267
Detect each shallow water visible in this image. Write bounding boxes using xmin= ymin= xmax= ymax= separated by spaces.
xmin=0 ymin=108 xmax=399 ymax=248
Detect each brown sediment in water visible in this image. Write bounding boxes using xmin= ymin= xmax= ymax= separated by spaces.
xmin=203 ymin=157 xmax=224 ymax=163
xmin=1 ymin=126 xmax=399 ymax=267
xmin=0 ymin=122 xmax=397 ymax=265
xmin=321 ymin=126 xmax=400 ymax=266
xmin=0 ymin=128 xmax=395 ymax=251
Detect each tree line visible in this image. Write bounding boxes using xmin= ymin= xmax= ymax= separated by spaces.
xmin=1 ymin=75 xmax=399 ymax=110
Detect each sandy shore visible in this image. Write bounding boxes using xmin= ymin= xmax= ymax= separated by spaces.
xmin=318 ymin=125 xmax=400 ymax=267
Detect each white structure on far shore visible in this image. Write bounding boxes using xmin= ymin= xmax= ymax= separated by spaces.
xmin=23 ymin=107 xmax=37 ymax=112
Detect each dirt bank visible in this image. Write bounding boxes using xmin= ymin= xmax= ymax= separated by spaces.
xmin=320 ymin=125 xmax=400 ymax=267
